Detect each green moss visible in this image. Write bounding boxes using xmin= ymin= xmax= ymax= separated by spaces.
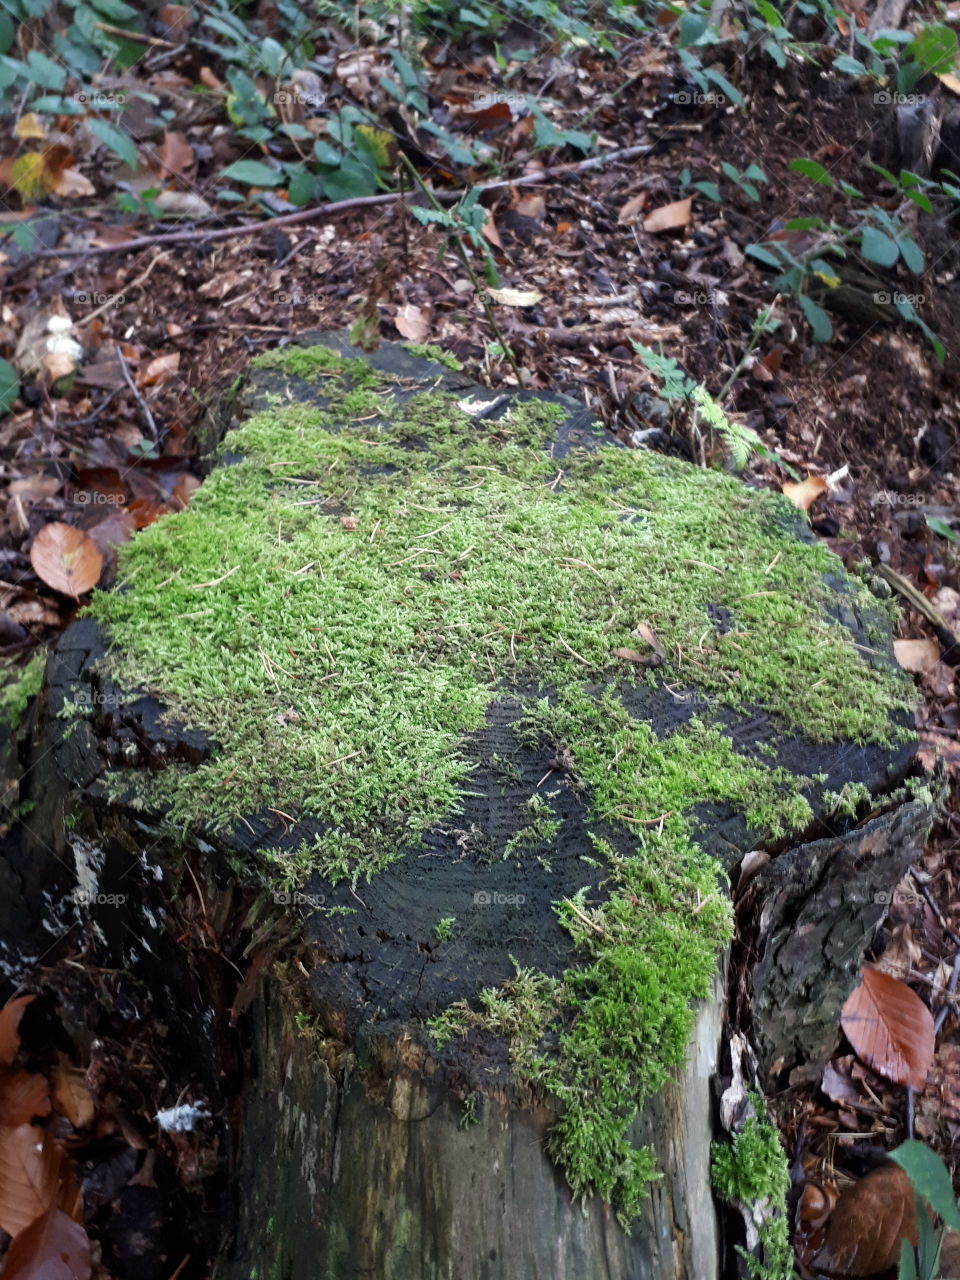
xmin=401 ymin=342 xmax=463 ymax=371
xmin=0 ymin=651 xmax=45 ymax=728
xmin=87 ymin=342 xmax=913 ymax=1223
xmin=712 ymin=1097 xmax=792 ymax=1280
xmin=249 ymin=343 xmax=380 ymax=388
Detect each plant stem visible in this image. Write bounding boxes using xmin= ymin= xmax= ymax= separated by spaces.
xmin=399 ymin=154 xmax=524 ymax=383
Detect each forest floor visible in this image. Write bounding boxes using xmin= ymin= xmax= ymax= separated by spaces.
xmin=2 ymin=3 xmax=960 ymax=1276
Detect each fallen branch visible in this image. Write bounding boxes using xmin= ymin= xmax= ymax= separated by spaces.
xmin=30 ymin=144 xmax=655 ymax=260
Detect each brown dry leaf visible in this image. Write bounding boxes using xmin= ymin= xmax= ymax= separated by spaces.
xmin=486 ymin=286 xmax=542 ymax=307
xmin=199 ymin=66 xmax=226 ymax=92
xmin=917 ymin=730 xmax=960 ymax=773
xmin=0 ymin=584 xmax=59 ymax=628
xmin=0 ymin=1124 xmax=62 ymax=1238
xmin=617 ymin=192 xmax=648 ymax=224
xmin=9 ymin=476 xmax=60 ymax=505
xmin=461 ymin=101 xmax=512 ymax=131
xmin=782 ymin=474 xmax=828 ymax=511
xmin=514 ymin=193 xmax=545 ymax=220
xmin=171 ymin=474 xmax=200 ymax=508
xmin=937 ymin=70 xmax=960 ymax=94
xmin=812 ymin=1162 xmax=917 ymax=1277
xmin=42 ymin=349 xmax=76 ymax=383
xmin=138 ymin=352 xmax=180 ymax=386
xmin=156 ymin=130 xmax=193 ymax=178
xmin=894 ymin=637 xmax=940 ymax=676
xmin=612 ymin=647 xmax=647 ymax=663
xmin=634 ymin=622 xmax=666 ymax=664
xmin=51 ymin=1059 xmax=94 ymax=1131
xmin=0 ymin=1071 xmax=51 ymax=1127
xmin=47 ymin=167 xmax=94 ymax=199
xmin=480 ymin=210 xmax=503 ymax=250
xmin=840 ymin=966 xmax=934 ymax=1089
xmin=821 ymin=1058 xmax=862 ymax=1105
xmin=29 ymin=524 xmax=103 ymax=599
xmin=642 ymin=197 xmax=692 ymax=233
xmin=127 ymin=499 xmax=171 ymax=530
xmin=394 ymin=304 xmax=429 ymax=343
xmin=0 ymin=997 xmax=34 ymax=1067
xmin=151 ymin=190 xmax=211 ymax=218
xmin=157 ymin=3 xmax=192 ymax=35
xmin=86 ymin=509 xmax=136 ymax=557
xmin=1 ymin=1206 xmax=91 ymax=1280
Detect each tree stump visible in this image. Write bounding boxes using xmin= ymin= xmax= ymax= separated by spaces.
xmin=1 ymin=336 xmax=924 ymax=1280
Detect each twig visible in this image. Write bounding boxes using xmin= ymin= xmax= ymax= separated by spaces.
xmin=95 ymin=20 xmax=176 ymax=47
xmin=875 ymin=562 xmax=960 ymax=658
xmin=115 ymin=343 xmax=158 ymax=442
xmin=31 ymin=144 xmax=656 ymax=260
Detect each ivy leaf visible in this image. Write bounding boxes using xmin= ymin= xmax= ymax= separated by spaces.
xmin=890 ymin=1141 xmax=960 ymax=1228
xmin=789 ymin=157 xmax=834 ymax=186
xmin=86 ymin=118 xmax=138 ymax=170
xmin=860 ymin=226 xmax=899 ymax=267
xmin=897 ymin=235 xmax=924 ymax=274
xmin=797 ymin=294 xmax=833 ymax=342
xmin=0 ymin=359 xmax=19 ymax=415
xmin=221 ymin=159 xmax=281 ymax=187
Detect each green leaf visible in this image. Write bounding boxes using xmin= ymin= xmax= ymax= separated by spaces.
xmin=0 ymin=359 xmax=18 ymax=416
xmin=833 ymin=53 xmax=867 ymax=74
xmin=221 ymin=159 xmax=281 ymax=187
xmin=789 ymin=157 xmax=834 ymax=186
xmin=89 ymin=0 xmax=140 ymax=19
xmin=86 ymin=118 xmax=138 ymax=170
xmin=745 ymin=243 xmax=783 ymax=268
xmin=702 ymin=66 xmax=742 ymax=105
xmin=692 ymin=180 xmax=722 ymax=201
xmin=11 ymin=49 xmax=66 ymax=90
xmin=860 ymin=225 xmax=899 ymax=267
xmin=784 ymin=216 xmax=826 ymax=230
xmin=678 ymin=11 xmax=708 ymax=46
xmin=320 ymin=157 xmax=378 ymax=202
xmin=743 ymin=163 xmax=767 ymax=182
xmin=286 ymin=168 xmax=315 ymax=206
xmin=797 ymin=294 xmax=833 ymax=341
xmin=0 ymin=11 xmax=14 ymax=57
xmin=897 ymin=235 xmax=924 ymax=274
xmin=908 ymin=23 xmax=958 ymax=75
xmin=891 ymin=1142 xmax=960 ymax=1228
xmin=313 ymin=139 xmax=341 ymax=166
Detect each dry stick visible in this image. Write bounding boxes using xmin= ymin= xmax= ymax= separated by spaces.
xmin=875 ymin=562 xmax=960 ymax=656
xmin=31 ymin=144 xmax=655 ymax=260
xmin=115 ymin=343 xmax=158 ymax=443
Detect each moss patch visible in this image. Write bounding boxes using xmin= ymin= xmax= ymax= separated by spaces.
xmin=712 ymin=1098 xmax=792 ymax=1280
xmin=87 ymin=342 xmax=912 ymax=1223
xmin=0 ymin=651 xmax=45 ymax=728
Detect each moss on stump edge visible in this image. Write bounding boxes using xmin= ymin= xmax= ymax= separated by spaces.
xmin=83 ymin=335 xmax=914 ymax=1224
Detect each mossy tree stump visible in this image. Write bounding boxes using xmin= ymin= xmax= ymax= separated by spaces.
xmin=4 ymin=336 xmax=925 ymax=1280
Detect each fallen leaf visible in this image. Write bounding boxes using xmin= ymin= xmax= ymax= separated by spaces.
xmin=812 ymin=1162 xmax=917 ymax=1277
xmin=29 ymin=524 xmax=103 ymax=598
xmin=937 ymin=70 xmax=960 ymax=94
xmin=514 ymin=193 xmax=545 ymax=220
xmin=917 ymin=730 xmax=960 ymax=772
xmin=127 ymin=499 xmax=170 ymax=530
xmin=0 ymin=997 xmax=34 ymax=1067
xmin=138 ymin=352 xmax=180 ymax=386
xmin=49 ymin=167 xmax=95 ymax=199
xmin=151 ymin=189 xmax=211 ymax=218
xmin=486 ymin=287 xmax=543 ymax=307
xmin=156 ymin=130 xmax=193 ymax=179
xmin=894 ymin=637 xmax=940 ymax=676
xmin=617 ymin=192 xmax=648 ymax=224
xmin=0 ymin=1124 xmax=61 ymax=1238
xmin=13 ymin=114 xmax=45 ymax=141
xmin=642 ymin=197 xmax=692 ymax=233
xmin=782 ymin=474 xmax=828 ymax=511
xmin=0 ymin=1206 xmax=91 ymax=1280
xmin=171 ymin=474 xmax=200 ymax=508
xmin=394 ymin=304 xmax=429 ymax=343
xmin=50 ymin=1059 xmax=94 ymax=1131
xmin=461 ymin=101 xmax=512 ymax=132
xmin=840 ymin=966 xmax=934 ymax=1090
xmin=86 ymin=509 xmax=136 ymax=557
xmin=480 ymin=210 xmax=503 ymax=250
xmin=633 ymin=622 xmax=666 ymax=664
xmin=0 ymin=1072 xmax=51 ymax=1127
